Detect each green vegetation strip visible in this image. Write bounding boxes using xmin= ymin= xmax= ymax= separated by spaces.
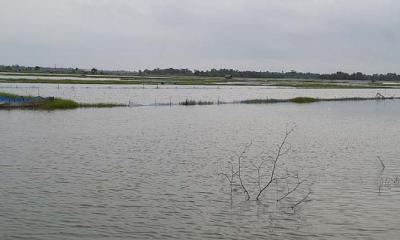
xmin=37 ymin=99 xmax=125 ymax=110
xmin=179 ymin=99 xmax=214 ymax=106
xmin=0 ymin=92 xmax=21 ymax=98
xmin=179 ymin=96 xmax=400 ymax=106
xmin=177 ymin=96 xmax=400 ymax=106
xmin=239 ymin=96 xmax=400 ymax=104
xmin=2 ymin=78 xmax=400 ymax=88
xmin=0 ymin=92 xmax=126 ymax=110
xmin=2 ymin=92 xmax=399 ymax=110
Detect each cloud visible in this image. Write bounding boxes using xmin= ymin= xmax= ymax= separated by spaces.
xmin=0 ymin=0 xmax=399 ymax=73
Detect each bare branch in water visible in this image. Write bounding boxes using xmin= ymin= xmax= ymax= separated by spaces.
xmin=377 ymin=156 xmax=385 ymax=170
xmin=218 ymin=143 xmax=252 ymax=200
xmin=218 ymin=124 xmax=312 ymax=208
xmin=218 ymin=161 xmax=238 ymax=196
xmin=291 ymin=190 xmax=312 ymax=210
xmin=277 ymin=173 xmax=310 ymax=202
xmin=256 ymin=126 xmax=295 ymax=201
xmin=237 ymin=142 xmax=252 ymax=201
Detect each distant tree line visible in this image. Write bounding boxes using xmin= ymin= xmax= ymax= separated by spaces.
xmin=0 ymin=65 xmax=122 ymax=75
xmin=139 ymin=68 xmax=193 ymax=76
xmin=1 ymin=65 xmax=400 ymax=81
xmin=139 ymin=68 xmax=400 ymax=81
xmin=0 ymin=65 xmax=86 ymax=74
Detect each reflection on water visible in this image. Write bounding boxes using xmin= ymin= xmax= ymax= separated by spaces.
xmin=1 ymin=88 xmax=400 ymax=239
xmin=378 ymin=161 xmax=400 ymax=194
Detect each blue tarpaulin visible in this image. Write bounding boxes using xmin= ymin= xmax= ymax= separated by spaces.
xmin=0 ymin=96 xmax=43 ymax=104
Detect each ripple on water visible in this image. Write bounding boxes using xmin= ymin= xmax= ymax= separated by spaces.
xmin=1 ymin=99 xmax=400 ymax=239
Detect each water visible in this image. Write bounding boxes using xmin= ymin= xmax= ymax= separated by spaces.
xmin=1 ymin=83 xmax=400 ymax=105
xmin=1 ymin=85 xmax=400 ymax=239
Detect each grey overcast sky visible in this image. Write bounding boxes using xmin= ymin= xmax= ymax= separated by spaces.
xmin=0 ymin=0 xmax=399 ymax=73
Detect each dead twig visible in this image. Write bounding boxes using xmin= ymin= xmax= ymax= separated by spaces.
xmin=218 ymin=124 xmax=312 ymax=208
xmin=236 ymin=142 xmax=252 ymax=200
xmin=377 ymin=156 xmax=385 ymax=170
xmin=277 ymin=174 xmax=310 ymax=202
xmin=291 ymin=190 xmax=312 ymax=210
xmin=256 ymin=126 xmax=295 ymax=201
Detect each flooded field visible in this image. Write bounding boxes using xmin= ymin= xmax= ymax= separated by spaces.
xmin=1 ymin=83 xmax=400 ymax=105
xmin=1 ymin=85 xmax=400 ymax=239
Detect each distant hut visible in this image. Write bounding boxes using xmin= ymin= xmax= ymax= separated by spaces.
xmin=224 ymin=74 xmax=233 ymax=80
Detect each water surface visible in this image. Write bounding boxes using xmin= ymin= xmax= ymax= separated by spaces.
xmin=1 ymin=87 xmax=400 ymax=239
xmin=1 ymin=83 xmax=400 ymax=105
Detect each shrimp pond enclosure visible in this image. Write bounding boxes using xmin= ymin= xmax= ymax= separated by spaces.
xmin=1 ymin=83 xmax=400 ymax=239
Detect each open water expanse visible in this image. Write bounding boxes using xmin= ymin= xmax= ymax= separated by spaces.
xmin=1 ymin=84 xmax=400 ymax=239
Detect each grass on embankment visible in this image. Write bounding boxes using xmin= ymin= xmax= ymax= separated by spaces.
xmin=175 ymin=96 xmax=398 ymax=106
xmin=179 ymin=99 xmax=215 ymax=106
xmin=239 ymin=96 xmax=400 ymax=105
xmin=0 ymin=92 xmax=126 ymax=110
xmin=79 ymin=103 xmax=127 ymax=108
xmin=32 ymin=99 xmax=125 ymax=110
xmin=37 ymin=98 xmax=80 ymax=110
xmin=0 ymin=92 xmax=24 ymax=98
xmin=239 ymin=97 xmax=318 ymax=104
xmin=35 ymin=99 xmax=126 ymax=110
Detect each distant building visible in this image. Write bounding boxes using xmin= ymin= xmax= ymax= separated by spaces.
xmin=224 ymin=75 xmax=233 ymax=80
